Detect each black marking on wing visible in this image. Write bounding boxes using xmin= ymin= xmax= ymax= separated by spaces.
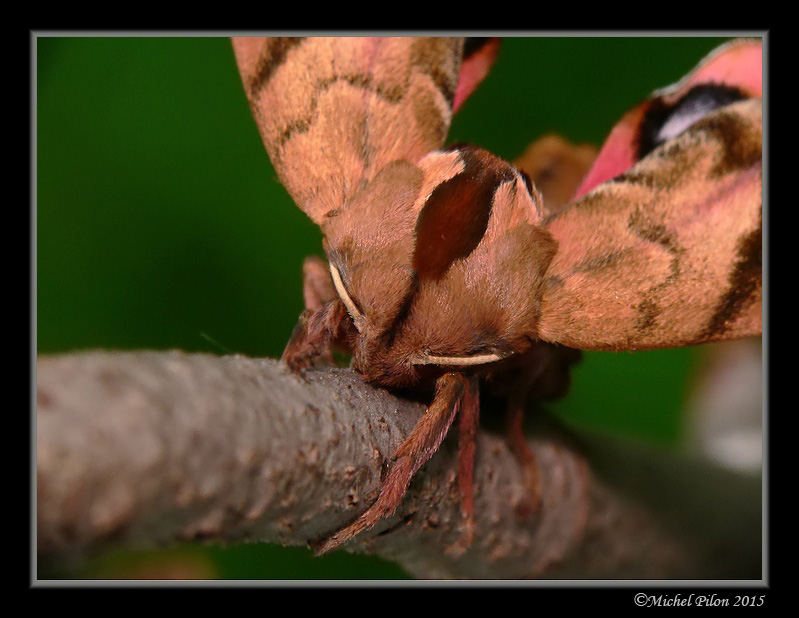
xmin=463 ymin=38 xmax=492 ymax=60
xmin=701 ymin=106 xmax=763 ymax=178
xmin=697 ymin=210 xmax=762 ymax=340
xmin=627 ymin=208 xmax=685 ymax=334
xmin=274 ymin=72 xmax=407 ymax=152
xmin=637 ymin=83 xmax=748 ymax=161
xmin=410 ymin=38 xmax=462 ymax=107
xmin=380 ymin=272 xmax=421 ymax=349
xmin=248 ymin=37 xmax=305 ymax=99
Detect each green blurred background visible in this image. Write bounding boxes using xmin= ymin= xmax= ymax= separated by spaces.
xmin=36 ymin=35 xmax=734 ymax=580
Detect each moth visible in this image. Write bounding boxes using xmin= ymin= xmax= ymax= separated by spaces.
xmin=232 ymin=37 xmax=762 ymax=554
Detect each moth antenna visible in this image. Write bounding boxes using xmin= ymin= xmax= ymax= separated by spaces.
xmin=414 ymin=353 xmax=505 ymax=366
xmin=330 ymin=263 xmax=363 ymax=328
xmin=199 ymin=332 xmax=234 ymax=355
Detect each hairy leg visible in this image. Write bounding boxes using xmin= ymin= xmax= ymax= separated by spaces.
xmin=501 ymin=343 xmax=582 ymax=518
xmin=316 ymin=372 xmax=471 ymax=554
xmin=282 ymin=255 xmax=355 ymax=371
xmin=281 ymin=300 xmax=351 ymax=371
xmin=451 ymin=375 xmax=480 ymax=554
xmin=302 ymin=255 xmax=337 ymax=311
xmin=506 ymin=391 xmax=542 ymax=518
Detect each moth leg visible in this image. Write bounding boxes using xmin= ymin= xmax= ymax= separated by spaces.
xmin=282 ymin=255 xmax=355 ymax=371
xmin=281 ymin=300 xmax=352 ymax=372
xmin=302 ymin=255 xmax=337 ymax=312
xmin=506 ymin=391 xmax=542 ymax=518
xmin=450 ymin=376 xmax=480 ymax=555
xmin=316 ymin=372 xmax=469 ymax=555
xmin=502 ymin=343 xmax=582 ymax=518
xmin=293 ymin=255 xmax=342 ymax=367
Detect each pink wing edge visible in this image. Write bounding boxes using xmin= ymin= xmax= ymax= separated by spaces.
xmin=453 ymin=38 xmax=502 ymax=113
xmin=573 ymin=39 xmax=763 ymax=200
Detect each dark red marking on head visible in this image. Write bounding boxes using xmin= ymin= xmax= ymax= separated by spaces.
xmin=413 ymin=145 xmax=515 ymax=280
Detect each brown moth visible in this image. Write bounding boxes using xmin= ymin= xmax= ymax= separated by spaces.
xmin=232 ymin=37 xmax=762 ymax=554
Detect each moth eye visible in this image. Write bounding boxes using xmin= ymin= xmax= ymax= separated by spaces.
xmin=330 ymin=263 xmax=363 ymax=328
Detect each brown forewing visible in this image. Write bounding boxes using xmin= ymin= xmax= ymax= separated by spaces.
xmin=232 ymin=37 xmax=463 ymax=224
xmin=538 ymin=98 xmax=762 ymax=350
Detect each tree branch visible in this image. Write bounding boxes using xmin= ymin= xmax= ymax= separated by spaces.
xmin=36 ymin=350 xmax=760 ymax=579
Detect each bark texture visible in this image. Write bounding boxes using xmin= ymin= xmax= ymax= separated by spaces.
xmin=36 ymin=350 xmax=761 ymax=579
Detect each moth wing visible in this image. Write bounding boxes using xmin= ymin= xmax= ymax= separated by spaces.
xmin=538 ymin=98 xmax=762 ymax=351
xmin=232 ymin=37 xmax=466 ymax=224
xmin=514 ymin=134 xmax=598 ymax=215
xmin=574 ymin=38 xmax=762 ymax=199
xmin=453 ymin=38 xmax=501 ymax=112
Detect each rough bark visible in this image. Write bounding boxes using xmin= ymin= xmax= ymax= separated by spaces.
xmin=36 ymin=350 xmax=761 ymax=579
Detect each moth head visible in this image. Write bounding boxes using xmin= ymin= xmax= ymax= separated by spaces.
xmin=323 ymin=145 xmax=557 ymax=388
